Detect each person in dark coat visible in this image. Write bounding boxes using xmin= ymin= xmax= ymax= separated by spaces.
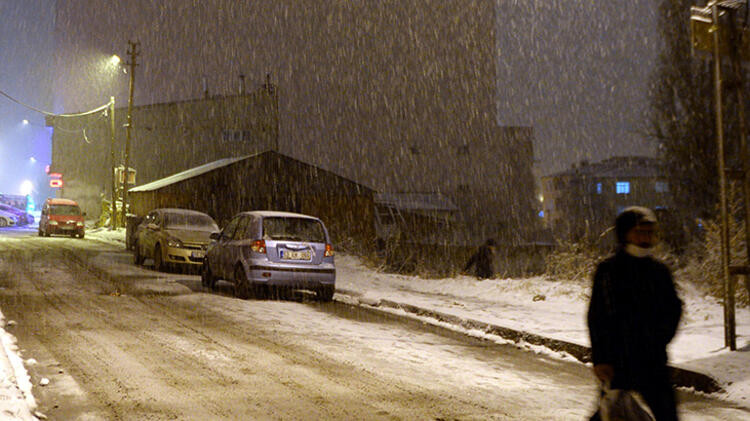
xmin=588 ymin=206 xmax=683 ymax=421
xmin=464 ymin=238 xmax=496 ymax=279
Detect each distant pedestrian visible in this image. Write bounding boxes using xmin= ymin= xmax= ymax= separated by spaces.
xmin=587 ymin=206 xmax=683 ymax=421
xmin=464 ymin=238 xmax=496 ymax=279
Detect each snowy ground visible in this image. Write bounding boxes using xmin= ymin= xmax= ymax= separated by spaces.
xmin=0 ymin=226 xmax=748 ymax=419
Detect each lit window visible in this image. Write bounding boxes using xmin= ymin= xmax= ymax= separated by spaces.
xmin=616 ymin=181 xmax=630 ymax=194
xmin=596 ymin=182 xmax=602 ymax=194
xmin=655 ymin=181 xmax=669 ymax=193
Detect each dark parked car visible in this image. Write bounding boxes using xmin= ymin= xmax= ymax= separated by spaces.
xmin=133 ymin=208 xmax=219 ymax=272
xmin=201 ymin=211 xmax=335 ymax=301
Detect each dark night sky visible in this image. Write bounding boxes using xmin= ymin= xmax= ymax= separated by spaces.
xmin=0 ymin=0 xmax=663 ymax=196
xmin=0 ymin=0 xmax=56 ymax=199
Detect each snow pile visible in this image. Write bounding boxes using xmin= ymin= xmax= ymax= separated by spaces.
xmin=0 ymin=311 xmax=38 ymax=420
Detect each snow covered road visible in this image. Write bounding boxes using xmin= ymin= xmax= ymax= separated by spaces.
xmin=0 ymin=230 xmax=747 ymax=420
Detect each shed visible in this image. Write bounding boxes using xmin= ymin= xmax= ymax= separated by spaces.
xmin=128 ymin=150 xmax=376 ymax=246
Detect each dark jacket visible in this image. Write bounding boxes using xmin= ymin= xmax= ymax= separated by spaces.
xmin=587 ymin=249 xmax=682 ymax=389
xmin=464 ymin=245 xmax=494 ymax=279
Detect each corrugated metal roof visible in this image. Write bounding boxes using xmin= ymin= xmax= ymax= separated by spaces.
xmin=129 ymin=150 xmax=375 ymax=193
xmin=374 ymin=192 xmax=458 ymax=212
xmin=129 ymin=155 xmax=251 ymax=192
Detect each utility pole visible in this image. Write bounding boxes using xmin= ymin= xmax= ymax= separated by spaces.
xmin=710 ymin=1 xmax=734 ymax=350
xmin=690 ymin=0 xmax=750 ymax=350
xmin=123 ymin=40 xmax=139 ymax=222
xmin=109 ymin=97 xmax=117 ymax=230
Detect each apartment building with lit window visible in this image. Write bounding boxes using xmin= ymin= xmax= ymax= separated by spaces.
xmin=540 ymin=156 xmax=673 ymax=242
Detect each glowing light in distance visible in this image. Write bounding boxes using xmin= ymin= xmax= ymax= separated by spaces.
xmin=19 ymin=180 xmax=33 ymax=196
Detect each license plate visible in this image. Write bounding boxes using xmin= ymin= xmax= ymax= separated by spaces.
xmin=281 ymin=249 xmax=311 ymax=260
xmin=191 ymin=251 xmax=205 ymax=258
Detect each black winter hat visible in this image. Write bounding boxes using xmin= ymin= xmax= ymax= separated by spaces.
xmin=615 ymin=206 xmax=657 ymax=244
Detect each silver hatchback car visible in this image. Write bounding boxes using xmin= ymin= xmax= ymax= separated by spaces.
xmin=201 ymin=211 xmax=336 ymax=301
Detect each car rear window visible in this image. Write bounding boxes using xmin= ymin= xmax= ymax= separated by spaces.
xmin=262 ymin=217 xmax=326 ymax=243
xmin=50 ymin=205 xmax=81 ymax=215
xmin=164 ymin=213 xmax=219 ymax=231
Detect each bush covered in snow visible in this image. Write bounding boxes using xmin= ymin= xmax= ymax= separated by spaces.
xmin=544 ymin=240 xmax=602 ymax=284
xmin=676 ymin=218 xmax=750 ymax=308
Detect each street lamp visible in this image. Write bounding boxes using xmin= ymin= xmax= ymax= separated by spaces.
xmin=19 ymin=180 xmax=33 ymax=196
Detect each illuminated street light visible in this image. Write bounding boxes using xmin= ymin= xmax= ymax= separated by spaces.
xmin=19 ymin=180 xmax=33 ymax=196
xmin=22 ymin=119 xmax=29 ymax=125
xmin=29 ymin=157 xmax=36 ymax=164
xmin=109 ymin=55 xmax=121 ymax=67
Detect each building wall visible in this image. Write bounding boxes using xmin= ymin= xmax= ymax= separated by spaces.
xmin=542 ymin=172 xmax=673 ymax=242
xmin=49 ymin=90 xmax=277 ymax=216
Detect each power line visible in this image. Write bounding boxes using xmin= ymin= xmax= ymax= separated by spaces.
xmin=0 ymin=89 xmax=112 ymax=117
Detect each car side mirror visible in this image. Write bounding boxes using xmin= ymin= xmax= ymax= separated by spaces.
xmin=210 ymin=231 xmax=221 ymax=241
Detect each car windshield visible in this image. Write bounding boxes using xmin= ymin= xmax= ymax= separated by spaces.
xmin=262 ymin=217 xmax=326 ymax=243
xmin=164 ymin=213 xmax=218 ymax=231
xmin=50 ymin=205 xmax=81 ymax=216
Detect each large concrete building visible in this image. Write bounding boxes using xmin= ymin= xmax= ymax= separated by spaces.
xmin=49 ymin=1 xmax=537 ymax=245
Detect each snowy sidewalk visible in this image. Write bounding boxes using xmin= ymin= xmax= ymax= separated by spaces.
xmin=332 ymin=255 xmax=750 ymax=409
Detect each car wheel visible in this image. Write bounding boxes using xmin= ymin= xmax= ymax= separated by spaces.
xmin=201 ymin=261 xmax=216 ymax=289
xmin=133 ymin=242 xmax=144 ymax=265
xmin=44 ymin=229 xmax=50 ymax=237
xmin=0 ymin=219 xmax=6 ymax=227
xmin=316 ymin=285 xmax=335 ymax=302
xmin=78 ymin=232 xmax=85 ymax=239
xmin=154 ymin=245 xmax=164 ymax=272
xmin=233 ymin=265 xmax=251 ymax=299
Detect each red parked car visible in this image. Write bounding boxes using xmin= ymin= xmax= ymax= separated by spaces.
xmin=38 ymin=198 xmax=86 ymax=238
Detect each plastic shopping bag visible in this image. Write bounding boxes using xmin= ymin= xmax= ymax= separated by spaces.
xmin=598 ymin=386 xmax=655 ymax=421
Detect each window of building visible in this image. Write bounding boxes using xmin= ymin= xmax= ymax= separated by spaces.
xmin=616 ymin=181 xmax=630 ymax=194
xmin=655 ymin=181 xmax=669 ymax=193
xmin=596 ymin=182 xmax=602 ymax=194
xmin=222 ymin=129 xmax=253 ymax=142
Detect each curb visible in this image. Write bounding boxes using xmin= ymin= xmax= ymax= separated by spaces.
xmin=342 ymin=296 xmax=725 ymax=395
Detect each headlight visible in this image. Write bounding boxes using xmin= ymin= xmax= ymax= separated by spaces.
xmin=49 ymin=221 xmax=58 ymax=226
xmin=76 ymin=222 xmax=84 ymax=227
xmin=167 ymin=237 xmax=183 ymax=248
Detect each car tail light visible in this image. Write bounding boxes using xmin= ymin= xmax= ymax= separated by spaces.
xmin=324 ymin=244 xmax=334 ymax=257
xmin=251 ymin=240 xmax=266 ymax=253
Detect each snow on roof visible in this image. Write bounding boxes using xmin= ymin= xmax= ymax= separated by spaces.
xmin=152 ymin=208 xmax=213 ymax=216
xmin=130 ymin=155 xmax=252 ymax=192
xmin=238 ymin=210 xmax=321 ymax=220
xmin=46 ymin=198 xmax=78 ymax=206
xmin=374 ymin=192 xmax=458 ymax=212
